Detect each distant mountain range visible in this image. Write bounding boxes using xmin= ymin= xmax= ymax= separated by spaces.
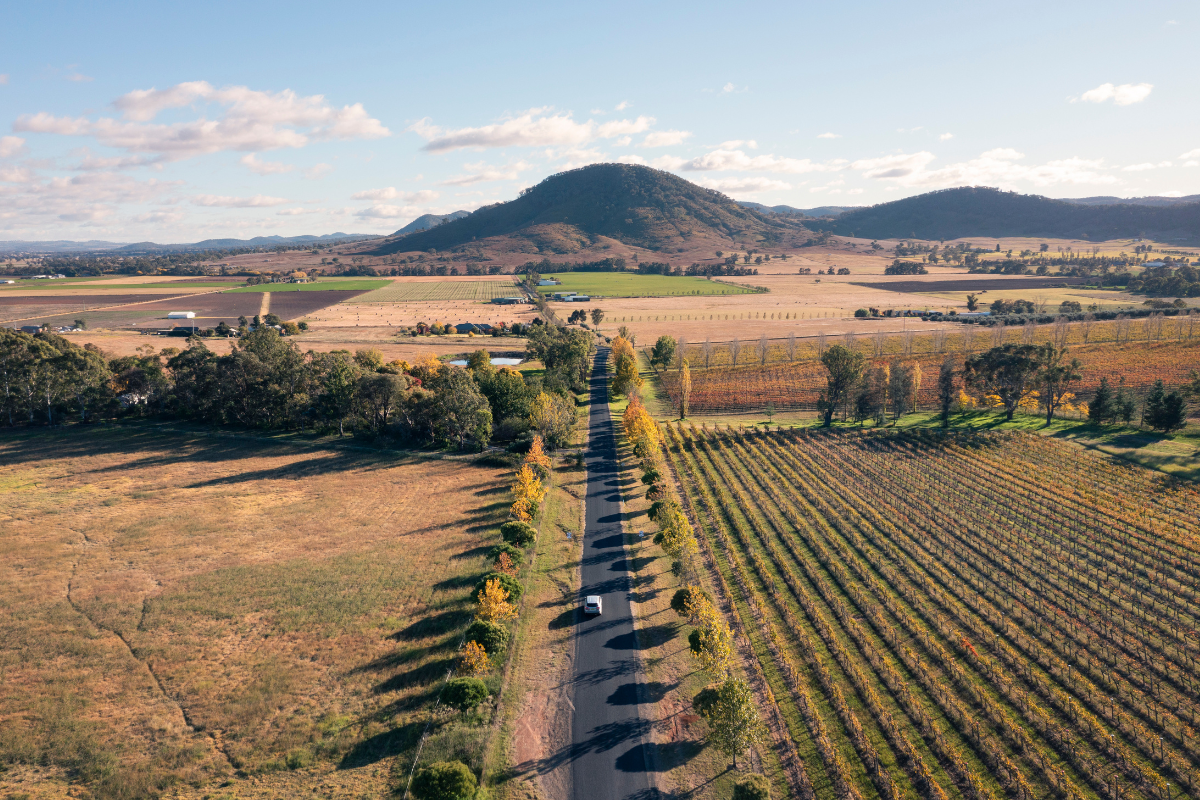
xmin=1059 ymin=194 xmax=1200 ymax=207
xmin=828 ymin=187 xmax=1200 ymax=241
xmin=0 ymin=232 xmax=380 ymax=256
xmin=392 ymin=211 xmax=471 ymax=237
xmin=367 ymin=163 xmax=804 ymax=255
xmin=737 ymin=201 xmax=863 ymax=218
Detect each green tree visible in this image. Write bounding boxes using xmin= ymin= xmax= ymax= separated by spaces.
xmin=650 ymin=335 xmax=677 ymax=370
xmin=1036 ymin=344 xmax=1082 ymax=423
xmin=430 ymin=366 xmax=493 ymax=449
xmin=411 ymin=761 xmax=477 ymax=800
xmin=466 ymin=348 xmax=494 ymax=376
xmin=315 ymin=351 xmax=360 ymax=435
xmin=529 ymin=390 xmax=576 ymax=448
xmin=356 ymin=372 xmax=413 ymax=433
xmin=1089 ymin=376 xmax=1114 ymax=424
xmin=500 ymin=521 xmax=537 ymax=548
xmin=692 ymin=679 xmax=766 ymax=769
xmin=1143 ymin=380 xmax=1187 ymax=433
xmin=817 ymin=344 xmax=865 ymax=426
xmin=464 ymin=619 xmax=510 ymax=653
xmin=733 ymin=774 xmax=771 ymax=800
xmin=443 ymin=677 xmax=489 ymax=714
xmin=963 ymin=343 xmax=1040 ymax=421
xmin=937 ymin=356 xmax=956 ymax=427
xmin=965 ymin=293 xmax=979 ymax=311
xmin=590 ymin=308 xmax=605 ymax=326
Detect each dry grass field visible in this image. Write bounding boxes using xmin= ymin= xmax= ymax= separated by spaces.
xmin=0 ymin=427 xmax=513 ymax=799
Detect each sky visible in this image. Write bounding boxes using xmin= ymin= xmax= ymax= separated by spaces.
xmin=1 ymin=0 xmax=1197 ymax=243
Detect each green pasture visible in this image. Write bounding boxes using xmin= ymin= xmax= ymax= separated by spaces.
xmin=539 ymin=272 xmax=755 ymax=298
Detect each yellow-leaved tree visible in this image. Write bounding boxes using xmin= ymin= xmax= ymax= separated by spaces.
xmin=475 ymin=577 xmax=518 ymax=623
xmin=523 ymin=434 xmax=552 ymax=480
xmin=459 ymin=640 xmax=492 ymax=676
xmin=689 ymin=608 xmax=734 ymax=677
xmin=510 ymin=464 xmax=546 ymax=521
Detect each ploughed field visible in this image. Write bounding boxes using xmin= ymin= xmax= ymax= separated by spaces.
xmin=0 ymin=428 xmax=510 ymax=798
xmin=658 ymin=338 xmax=1200 ymax=414
xmin=665 ymin=424 xmax=1200 ymax=800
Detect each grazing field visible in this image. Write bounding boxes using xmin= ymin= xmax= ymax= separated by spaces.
xmin=0 ymin=428 xmax=511 ymax=798
xmin=539 ymin=272 xmax=757 ymax=298
xmin=665 ymin=424 xmax=1200 ymax=800
xmin=353 ymin=279 xmax=520 ymax=303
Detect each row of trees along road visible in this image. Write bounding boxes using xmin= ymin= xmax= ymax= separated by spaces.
xmin=0 ymin=323 xmax=594 ymax=449
xmin=816 ymin=341 xmax=1197 ymax=432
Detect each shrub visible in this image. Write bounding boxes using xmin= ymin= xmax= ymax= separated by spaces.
xmin=473 ymin=572 xmax=522 ymax=604
xmin=488 ymin=543 xmax=523 ymax=567
xmin=500 ymin=521 xmax=537 ymax=548
xmin=444 ymin=677 xmax=489 ymax=713
xmin=854 ymin=308 xmax=869 ymax=318
xmin=671 ymin=586 xmax=714 ymax=618
xmin=464 ymin=620 xmax=510 ymax=653
xmin=411 ymin=761 xmax=477 ymax=800
xmin=733 ymin=773 xmax=771 ymax=800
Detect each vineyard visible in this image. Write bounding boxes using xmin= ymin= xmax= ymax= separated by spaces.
xmin=657 ymin=339 xmax=1200 ymax=414
xmin=352 ymin=279 xmax=519 ymax=303
xmin=664 ymin=423 xmax=1200 ymax=800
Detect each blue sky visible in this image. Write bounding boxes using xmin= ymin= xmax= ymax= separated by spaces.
xmin=1 ymin=0 xmax=1196 ymax=242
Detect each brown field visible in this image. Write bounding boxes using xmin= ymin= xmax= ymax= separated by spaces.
xmin=0 ymin=427 xmax=512 ymax=798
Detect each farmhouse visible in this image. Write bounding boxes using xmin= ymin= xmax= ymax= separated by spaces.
xmin=454 ymin=323 xmax=493 ymax=334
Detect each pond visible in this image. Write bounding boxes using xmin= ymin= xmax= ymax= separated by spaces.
xmin=448 ymin=357 xmax=523 ymax=366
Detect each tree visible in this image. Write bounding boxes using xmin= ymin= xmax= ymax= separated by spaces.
xmin=612 ymin=352 xmax=641 ymax=397
xmin=356 ymin=372 xmax=413 ymax=433
xmin=529 ymin=391 xmax=576 ymax=448
xmin=501 ymin=520 xmax=537 ymax=548
xmin=887 ymin=359 xmax=915 ymax=422
xmin=937 ymin=356 xmax=956 ymax=427
xmin=443 ymin=677 xmax=489 ymax=714
xmin=523 ymin=434 xmax=552 ymax=478
xmin=353 ymin=348 xmax=384 ymax=371
xmin=474 ymin=578 xmax=518 ymax=623
xmin=590 ymin=308 xmax=605 ymax=326
xmin=963 ymin=344 xmax=1040 ymax=421
xmin=466 ymin=348 xmax=494 ymax=376
xmin=1059 ymin=300 xmax=1083 ymax=313
xmin=464 ymin=619 xmax=510 ymax=653
xmin=733 ymin=774 xmax=772 ymax=800
xmin=1089 ymin=376 xmax=1114 ymax=424
xmin=429 ymin=366 xmax=492 ymax=449
xmin=650 ymin=335 xmax=677 ymax=370
xmin=510 ymin=464 xmax=546 ymax=521
xmin=73 ymin=319 xmax=87 ymax=330
xmin=314 ymin=351 xmax=360 ymax=435
xmin=688 ymin=610 xmax=733 ymax=676
xmin=411 ymin=761 xmax=477 ymax=800
xmin=678 ymin=360 xmax=692 ymax=419
xmin=1036 ymin=343 xmax=1083 ymax=423
xmin=671 ymin=585 xmax=714 ymax=623
xmin=473 ymin=571 xmax=523 ymax=603
xmin=692 ymin=679 xmax=766 ymax=769
xmin=1143 ymin=380 xmax=1187 ymax=433
xmin=817 ymin=345 xmax=865 ymax=426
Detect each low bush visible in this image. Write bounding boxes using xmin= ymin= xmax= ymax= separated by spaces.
xmin=411 ymin=760 xmax=477 ymax=800
xmin=464 ymin=620 xmax=510 ymax=654
xmin=472 ymin=572 xmax=523 ymax=604
xmin=488 ymin=543 xmax=523 ymax=567
xmin=500 ymin=521 xmax=537 ymax=548
xmin=443 ymin=677 xmax=489 ymax=713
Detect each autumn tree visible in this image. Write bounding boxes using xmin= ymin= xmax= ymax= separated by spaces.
xmin=1036 ymin=343 xmax=1083 ymax=423
xmin=671 ymin=585 xmax=715 ymax=624
xmin=474 ymin=578 xmax=518 ymax=623
xmin=963 ymin=343 xmax=1040 ymax=421
xmin=817 ymin=344 xmax=865 ymax=426
xmin=529 ymin=391 xmax=576 ymax=448
xmin=692 ymin=678 xmax=766 ymax=768
xmin=523 ymin=433 xmax=552 ymax=478
xmin=688 ymin=610 xmax=733 ymax=676
xmin=458 ymin=640 xmax=492 ymax=676
xmin=678 ymin=360 xmax=692 ymax=419
xmin=510 ymin=464 xmax=546 ymax=521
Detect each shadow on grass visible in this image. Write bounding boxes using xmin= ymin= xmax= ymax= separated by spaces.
xmin=391 ymin=609 xmax=472 ymax=642
xmin=338 ymin=720 xmax=425 ymax=769
xmin=371 ymin=655 xmax=457 ymax=695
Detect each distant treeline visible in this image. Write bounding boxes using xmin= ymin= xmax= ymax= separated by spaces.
xmin=0 ymin=325 xmax=594 ymax=450
xmin=520 ymin=257 xmax=627 ymax=273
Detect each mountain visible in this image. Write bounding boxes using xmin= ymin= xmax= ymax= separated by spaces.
xmin=0 ymin=233 xmax=381 ymax=255
xmin=392 ymin=211 xmax=471 ymax=237
xmin=828 ymin=187 xmax=1200 ymax=241
xmin=737 ymin=201 xmax=863 ymax=218
xmin=1060 ymin=195 xmax=1200 ymax=207
xmin=367 ymin=163 xmax=805 ymax=255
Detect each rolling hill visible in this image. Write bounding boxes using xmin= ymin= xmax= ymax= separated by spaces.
xmin=392 ymin=211 xmax=470 ymax=236
xmin=737 ymin=201 xmax=863 ymax=218
xmin=366 ymin=163 xmax=806 ymax=255
xmin=828 ymin=187 xmax=1200 ymax=241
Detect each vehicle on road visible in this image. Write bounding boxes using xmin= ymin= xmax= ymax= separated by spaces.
xmin=584 ymin=595 xmax=602 ymax=615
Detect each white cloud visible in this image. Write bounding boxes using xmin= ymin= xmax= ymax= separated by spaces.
xmin=0 ymin=171 xmax=180 ymax=232
xmin=1180 ymin=148 xmax=1200 ymax=159
xmin=615 ymin=100 xmax=630 ymax=111
xmin=440 ymin=160 xmax=532 ymax=186
xmin=134 ymin=210 xmax=184 ymax=224
xmin=14 ymin=81 xmax=389 ymax=162
xmin=70 ymin=152 xmax=160 ymax=171
xmin=615 ymin=136 xmax=632 ymax=146
xmin=276 ymin=207 xmax=325 ymax=216
xmin=719 ymin=139 xmax=757 ymax=150
xmin=192 ymin=194 xmax=289 ymax=207
xmin=641 ymin=130 xmax=691 ymax=147
xmin=354 ymin=204 xmax=424 ymax=219
xmin=1076 ymin=82 xmax=1153 ymax=105
xmin=411 ymin=110 xmax=653 ymax=153
xmin=1122 ymin=161 xmax=1172 ymax=172
xmin=1185 ymin=160 xmax=1199 ymax=168
xmin=681 ymin=148 xmax=844 ymax=174
xmin=719 ymin=82 xmax=747 ymax=94
xmin=693 ymin=176 xmax=791 ymax=194
xmin=305 ymin=163 xmax=332 ymax=179
xmin=817 ymin=132 xmax=840 ymax=139
xmin=939 ymin=133 xmax=954 ymax=141
xmin=240 ymin=153 xmax=294 ymax=175
xmin=66 ymin=72 xmax=93 ymax=83
xmin=615 ymin=154 xmax=646 ymax=165
xmin=0 ymin=136 xmax=27 ymax=158
xmin=351 ymin=187 xmax=438 ymax=203
xmin=852 ymin=148 xmax=1117 ymax=187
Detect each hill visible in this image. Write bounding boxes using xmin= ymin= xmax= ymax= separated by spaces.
xmin=1061 ymin=194 xmax=1200 ymax=207
xmin=366 ymin=163 xmax=805 ymax=255
xmin=0 ymin=233 xmax=380 ymax=256
xmin=392 ymin=211 xmax=470 ymax=236
xmin=828 ymin=187 xmax=1200 ymax=241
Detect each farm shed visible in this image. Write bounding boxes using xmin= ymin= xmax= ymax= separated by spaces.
xmin=167 ymin=311 xmax=196 ymax=319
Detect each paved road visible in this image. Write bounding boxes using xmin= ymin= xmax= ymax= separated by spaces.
xmin=571 ymin=348 xmax=656 ymax=800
